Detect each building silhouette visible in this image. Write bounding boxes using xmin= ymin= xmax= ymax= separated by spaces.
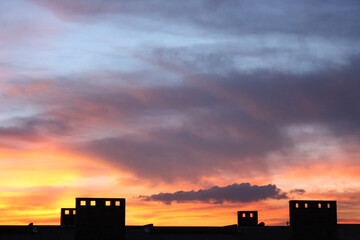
xmin=289 ymin=200 xmax=337 ymax=240
xmin=0 ymin=198 xmax=359 ymax=240
xmin=237 ymin=211 xmax=258 ymax=227
xmin=75 ymin=198 xmax=125 ymax=240
xmin=60 ymin=208 xmax=76 ymax=226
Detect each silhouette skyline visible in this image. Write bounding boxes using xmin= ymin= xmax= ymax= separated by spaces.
xmin=3 ymin=198 xmax=359 ymax=240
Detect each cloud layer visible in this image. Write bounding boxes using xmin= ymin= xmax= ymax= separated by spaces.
xmin=139 ymin=183 xmax=288 ymax=204
xmin=2 ymin=56 xmax=360 ymax=181
xmin=71 ymin=57 xmax=360 ymax=181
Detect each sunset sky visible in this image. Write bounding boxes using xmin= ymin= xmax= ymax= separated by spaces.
xmin=1 ymin=0 xmax=360 ymax=226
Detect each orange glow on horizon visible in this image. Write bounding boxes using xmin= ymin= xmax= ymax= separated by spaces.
xmin=1 ymin=143 xmax=360 ymax=226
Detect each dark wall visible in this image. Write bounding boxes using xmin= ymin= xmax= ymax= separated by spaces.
xmin=60 ymin=208 xmax=76 ymax=226
xmin=75 ymin=198 xmax=125 ymax=240
xmin=289 ymin=200 xmax=337 ymax=240
xmin=237 ymin=211 xmax=258 ymax=227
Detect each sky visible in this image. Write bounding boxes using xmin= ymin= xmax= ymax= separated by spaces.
xmin=1 ymin=0 xmax=360 ymax=226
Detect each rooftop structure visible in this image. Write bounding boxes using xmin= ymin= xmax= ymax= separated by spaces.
xmin=60 ymin=208 xmax=76 ymax=226
xmin=0 ymin=198 xmax=357 ymax=240
xmin=237 ymin=211 xmax=258 ymax=227
xmin=289 ymin=200 xmax=337 ymax=240
xmin=75 ymin=198 xmax=125 ymax=240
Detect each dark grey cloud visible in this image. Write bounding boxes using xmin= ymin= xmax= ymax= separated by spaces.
xmin=145 ymin=39 xmax=359 ymax=75
xmin=4 ymin=55 xmax=360 ymax=182
xmin=69 ymin=57 xmax=360 ymax=181
xmin=32 ymin=0 xmax=360 ymax=38
xmin=289 ymin=189 xmax=306 ymax=195
xmin=138 ymin=183 xmax=288 ymax=204
xmin=76 ymin=126 xmax=283 ymax=181
xmin=0 ymin=116 xmax=73 ymax=144
xmin=0 ymin=126 xmax=41 ymax=141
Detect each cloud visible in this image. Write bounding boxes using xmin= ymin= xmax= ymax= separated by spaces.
xmin=67 ymin=57 xmax=360 ymax=181
xmin=2 ymin=53 xmax=360 ymax=183
xmin=29 ymin=1 xmax=360 ymax=75
xmin=0 ymin=114 xmax=74 ymax=149
xmin=138 ymin=183 xmax=288 ymax=204
xmin=1 ymin=56 xmax=358 ymax=181
xmin=26 ymin=0 xmax=360 ymax=77
xmin=32 ymin=0 xmax=360 ymax=38
xmin=0 ymin=116 xmax=72 ymax=138
xmin=145 ymin=37 xmax=360 ymax=75
xmin=289 ymin=189 xmax=306 ymax=195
